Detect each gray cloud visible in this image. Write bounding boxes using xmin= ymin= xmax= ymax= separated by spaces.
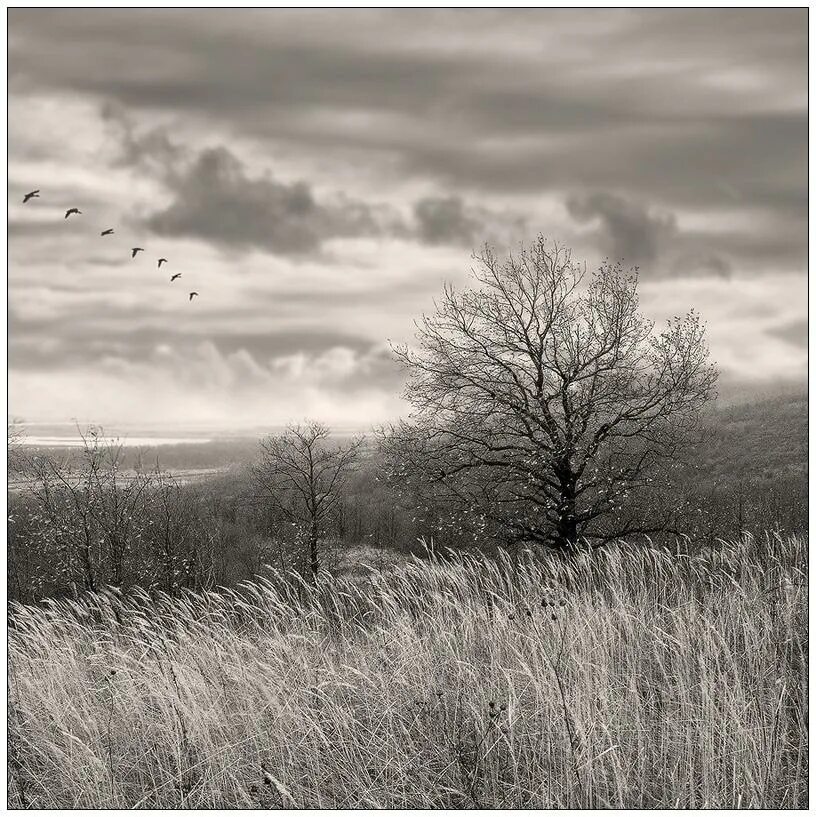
xmin=767 ymin=318 xmax=808 ymax=350
xmin=104 ymin=104 xmax=521 ymax=255
xmin=144 ymin=145 xmax=527 ymax=256
xmin=99 ymin=106 xmax=393 ymax=255
xmin=413 ymin=196 xmax=479 ymax=246
xmin=146 ymin=146 xmax=383 ymax=255
xmin=413 ymin=195 xmax=528 ymax=250
xmin=566 ymin=191 xmax=677 ymax=267
xmin=566 ymin=193 xmax=745 ymax=280
xmin=671 ymin=251 xmax=732 ymax=280
xmin=102 ymin=102 xmax=184 ymax=178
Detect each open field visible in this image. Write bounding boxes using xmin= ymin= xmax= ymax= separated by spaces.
xmin=8 ymin=533 xmax=807 ymax=809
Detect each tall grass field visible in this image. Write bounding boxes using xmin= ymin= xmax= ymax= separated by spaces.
xmin=8 ymin=534 xmax=807 ymax=808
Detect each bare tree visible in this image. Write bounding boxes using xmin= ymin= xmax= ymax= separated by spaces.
xmin=23 ymin=427 xmax=155 ymax=593
xmin=385 ymin=237 xmax=718 ymax=553
xmin=12 ymin=427 xmax=221 ymax=600
xmin=147 ymin=468 xmax=215 ymax=593
xmin=252 ymin=422 xmax=365 ymax=579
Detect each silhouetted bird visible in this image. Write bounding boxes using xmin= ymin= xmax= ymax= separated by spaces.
xmin=170 ymin=273 xmax=182 ymax=282
xmin=189 ymin=291 xmax=199 ymax=301
xmin=65 ymin=208 xmax=81 ymax=218
xmin=158 ymin=258 xmax=168 ymax=268
xmin=131 ymin=247 xmax=144 ymax=258
xmin=23 ymin=190 xmax=40 ymax=203
xmin=101 ymin=228 xmax=114 ymax=236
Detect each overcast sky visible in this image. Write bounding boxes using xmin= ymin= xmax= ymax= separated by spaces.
xmin=8 ymin=9 xmax=807 ymax=430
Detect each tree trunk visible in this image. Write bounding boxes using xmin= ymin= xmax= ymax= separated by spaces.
xmin=555 ymin=508 xmax=578 ymax=553
xmin=554 ymin=466 xmax=579 ymax=553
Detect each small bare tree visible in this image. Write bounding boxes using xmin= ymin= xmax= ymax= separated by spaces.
xmin=12 ymin=428 xmax=219 ymax=600
xmin=147 ymin=468 xmax=215 ymax=593
xmin=385 ymin=237 xmax=718 ymax=553
xmin=24 ymin=427 xmax=154 ymax=593
xmin=253 ymin=422 xmax=365 ymax=579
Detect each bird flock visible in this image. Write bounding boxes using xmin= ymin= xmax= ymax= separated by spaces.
xmin=22 ymin=189 xmax=199 ymax=302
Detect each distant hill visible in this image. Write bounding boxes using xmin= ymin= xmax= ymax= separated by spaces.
xmin=695 ymin=392 xmax=807 ymax=484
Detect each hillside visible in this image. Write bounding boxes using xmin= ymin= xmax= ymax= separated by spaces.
xmin=697 ymin=393 xmax=807 ymax=483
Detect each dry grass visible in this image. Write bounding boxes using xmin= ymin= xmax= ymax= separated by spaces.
xmin=8 ymin=533 xmax=807 ymax=808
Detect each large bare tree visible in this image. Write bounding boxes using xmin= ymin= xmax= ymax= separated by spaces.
xmin=253 ymin=422 xmax=365 ymax=578
xmin=385 ymin=238 xmax=718 ymax=553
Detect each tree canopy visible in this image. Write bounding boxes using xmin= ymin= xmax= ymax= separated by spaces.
xmin=385 ymin=238 xmax=718 ymax=552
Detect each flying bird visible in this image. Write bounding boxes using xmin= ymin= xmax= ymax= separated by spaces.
xmin=64 ymin=208 xmax=81 ymax=218
xmin=189 ymin=291 xmax=199 ymax=301
xmin=170 ymin=273 xmax=182 ymax=282
xmin=158 ymin=258 xmax=168 ymax=268
xmin=100 ymin=228 xmax=114 ymax=236
xmin=131 ymin=247 xmax=144 ymax=258
xmin=23 ymin=190 xmax=40 ymax=203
